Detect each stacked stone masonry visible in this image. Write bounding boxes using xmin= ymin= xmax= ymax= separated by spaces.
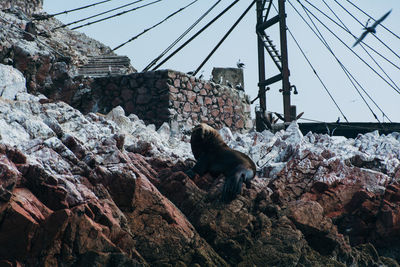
xmin=90 ymin=70 xmax=252 ymax=132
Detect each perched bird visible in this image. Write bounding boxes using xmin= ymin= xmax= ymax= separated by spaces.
xmin=236 ymin=59 xmax=245 ymax=69
xmin=187 ymin=71 xmax=194 ymax=75
xmin=198 ymin=70 xmax=204 ymax=80
xmin=336 ymin=117 xmax=340 ymax=124
xmin=226 ymin=80 xmax=233 ymax=88
xmin=235 ymin=83 xmax=244 ymax=91
xmin=353 ymin=9 xmax=392 ymax=47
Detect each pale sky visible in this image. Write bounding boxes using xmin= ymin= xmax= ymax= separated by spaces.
xmin=43 ymin=0 xmax=400 ymax=123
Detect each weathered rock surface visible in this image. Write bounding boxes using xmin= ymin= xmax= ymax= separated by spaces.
xmin=0 ymin=2 xmax=399 ymax=266
xmin=0 ymin=92 xmax=399 ymax=266
xmin=0 ymin=63 xmax=27 ymax=100
xmin=0 ymin=97 xmax=222 ymax=266
xmin=0 ymin=5 xmax=134 ymax=100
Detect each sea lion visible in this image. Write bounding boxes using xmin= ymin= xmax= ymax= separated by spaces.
xmin=186 ymin=123 xmax=256 ymax=202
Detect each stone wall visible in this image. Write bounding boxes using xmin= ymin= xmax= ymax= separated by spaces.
xmin=87 ymin=70 xmax=252 ymax=132
xmin=0 ymin=0 xmax=43 ymax=14
xmin=167 ymin=71 xmax=251 ymax=131
xmin=89 ymin=71 xmax=171 ymax=128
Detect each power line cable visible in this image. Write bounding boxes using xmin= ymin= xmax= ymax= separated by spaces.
xmin=293 ymin=1 xmax=383 ymax=122
xmin=320 ymin=0 xmax=400 ymax=93
xmin=283 ymin=2 xmax=349 ymax=122
xmin=34 ymin=0 xmax=113 ymax=20
xmin=70 ymin=0 xmax=163 ymax=31
xmin=194 ymin=0 xmax=256 ymax=76
xmin=344 ymin=0 xmax=400 ymax=41
xmin=142 ymin=0 xmax=223 ymax=72
xmin=319 ymin=0 xmax=392 ymax=122
xmin=334 ymin=0 xmax=400 ymax=61
xmin=288 ymin=24 xmax=349 ymax=122
xmin=146 ymin=0 xmax=239 ymax=72
xmin=53 ymin=0 xmax=146 ymax=31
xmin=112 ymin=0 xmax=199 ymax=52
xmin=302 ymin=0 xmax=400 ymax=72
xmin=295 ymin=0 xmax=400 ymax=96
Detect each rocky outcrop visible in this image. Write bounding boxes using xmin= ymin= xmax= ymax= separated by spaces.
xmin=1 ymin=4 xmax=400 ymax=266
xmin=0 ymin=91 xmax=399 ymax=266
xmin=0 ymin=63 xmax=27 ymax=99
xmin=0 ymin=0 xmax=43 ymax=15
xmin=0 ymin=6 xmax=126 ymax=97
xmin=0 ymin=96 xmax=223 ymax=266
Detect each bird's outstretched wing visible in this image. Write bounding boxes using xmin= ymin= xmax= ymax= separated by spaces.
xmin=371 ymin=9 xmax=392 ymax=28
xmin=353 ymin=30 xmax=369 ymax=47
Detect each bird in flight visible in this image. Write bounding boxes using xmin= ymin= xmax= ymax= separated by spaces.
xmin=353 ymin=9 xmax=392 ymax=47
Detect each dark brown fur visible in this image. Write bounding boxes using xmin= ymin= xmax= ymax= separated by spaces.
xmin=187 ymin=123 xmax=256 ymax=202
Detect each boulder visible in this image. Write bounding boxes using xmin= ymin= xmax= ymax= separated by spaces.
xmin=0 ymin=64 xmax=27 ymax=100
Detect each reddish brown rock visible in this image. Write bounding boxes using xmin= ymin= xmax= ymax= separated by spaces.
xmin=173 ymin=79 xmax=181 ymax=88
xmin=235 ymin=119 xmax=244 ymax=129
xmin=204 ymin=97 xmax=212 ymax=105
xmin=223 ymin=105 xmax=233 ymax=114
xmin=217 ymin=98 xmax=225 ymax=107
xmin=183 ymin=102 xmax=191 ymax=112
xmin=224 ymin=117 xmax=232 ymax=127
xmin=187 ymin=90 xmax=196 ymax=103
xmin=211 ymin=109 xmax=220 ymax=117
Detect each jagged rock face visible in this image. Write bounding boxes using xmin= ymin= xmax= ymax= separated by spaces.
xmin=0 ymin=0 xmax=43 ymax=15
xmin=0 ymin=63 xmax=27 ymax=99
xmin=0 ymin=7 xmax=116 ymax=97
xmin=0 ymin=92 xmax=399 ymax=266
xmin=0 ymin=97 xmax=221 ymax=266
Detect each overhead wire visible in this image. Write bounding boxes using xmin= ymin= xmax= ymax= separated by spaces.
xmin=337 ymin=0 xmax=400 ymax=61
xmin=70 ymin=0 xmax=163 ymax=31
xmin=295 ymin=0 xmax=400 ymax=96
xmin=142 ymin=0 xmax=224 ymax=72
xmin=302 ymin=0 xmax=392 ymax=122
xmin=320 ymin=0 xmax=392 ymax=122
xmin=293 ymin=1 xmax=383 ymax=123
xmin=282 ymin=2 xmax=349 ymax=122
xmin=320 ymin=0 xmax=400 ymax=93
xmin=298 ymin=1 xmax=400 ymax=72
xmin=145 ymin=0 xmax=240 ymax=72
xmin=112 ymin=0 xmax=199 ymax=52
xmin=34 ymin=0 xmax=113 ymax=20
xmin=344 ymin=0 xmax=400 ymax=41
xmin=194 ymin=0 xmax=256 ymax=76
xmin=52 ymin=0 xmax=146 ymax=31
